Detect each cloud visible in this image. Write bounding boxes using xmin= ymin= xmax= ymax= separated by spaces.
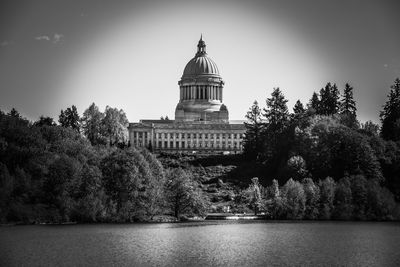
xmin=35 ymin=35 xmax=51 ymax=41
xmin=53 ymin=33 xmax=64 ymax=44
xmin=35 ymin=34 xmax=64 ymax=44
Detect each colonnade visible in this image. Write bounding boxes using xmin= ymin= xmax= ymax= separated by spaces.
xmin=180 ymin=85 xmax=222 ymax=101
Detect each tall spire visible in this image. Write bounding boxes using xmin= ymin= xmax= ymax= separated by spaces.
xmin=196 ymin=34 xmax=206 ymax=56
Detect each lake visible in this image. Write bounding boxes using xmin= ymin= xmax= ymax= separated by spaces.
xmin=1 ymin=221 xmax=400 ymax=266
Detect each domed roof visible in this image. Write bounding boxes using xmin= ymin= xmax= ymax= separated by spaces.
xmin=182 ymin=36 xmax=220 ymax=78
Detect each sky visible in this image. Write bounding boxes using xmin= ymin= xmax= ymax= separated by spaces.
xmin=1 ymin=0 xmax=400 ymax=124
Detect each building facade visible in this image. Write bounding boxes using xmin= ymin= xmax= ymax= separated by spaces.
xmin=129 ymin=36 xmax=246 ymax=153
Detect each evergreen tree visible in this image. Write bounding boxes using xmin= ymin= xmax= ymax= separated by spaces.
xmin=340 ymin=83 xmax=357 ymax=115
xmin=243 ymin=100 xmax=262 ymax=157
xmin=308 ymin=92 xmax=320 ymax=113
xmin=339 ymin=83 xmax=358 ymax=128
xmin=293 ymin=100 xmax=305 ymax=114
xmin=380 ymin=78 xmax=400 ymax=141
xmin=263 ymin=88 xmax=289 ymax=130
xmin=59 ymin=105 xmax=80 ymax=133
xmin=7 ymin=108 xmax=21 ymax=118
xmin=261 ymin=88 xmax=290 ymax=168
xmin=319 ymin=82 xmax=340 ymax=115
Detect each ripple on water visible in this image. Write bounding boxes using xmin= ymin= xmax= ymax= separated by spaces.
xmin=0 ymin=221 xmax=400 ymax=266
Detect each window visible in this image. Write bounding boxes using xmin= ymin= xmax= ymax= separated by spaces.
xmin=158 ymin=133 xmax=162 ymax=139
xmin=158 ymin=141 xmax=162 ymax=147
xmin=176 ymin=141 xmax=179 ymax=148
xmin=205 ymin=134 xmax=208 ymax=139
xmin=139 ymin=132 xmax=143 ymax=138
xmin=170 ymin=133 xmax=173 ymax=139
xmin=234 ymin=134 xmax=237 ymax=139
xmin=170 ymin=141 xmax=173 ymax=148
xmin=176 ymin=133 xmax=179 ymax=138
xmin=164 ymin=141 xmax=168 ymax=148
xmin=181 ymin=141 xmax=185 ymax=148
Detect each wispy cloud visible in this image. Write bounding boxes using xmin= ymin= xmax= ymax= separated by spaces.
xmin=53 ymin=33 xmax=64 ymax=44
xmin=35 ymin=35 xmax=51 ymax=41
xmin=35 ymin=33 xmax=64 ymax=44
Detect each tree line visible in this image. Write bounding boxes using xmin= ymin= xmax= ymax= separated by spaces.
xmin=0 ymin=104 xmax=207 ymax=223
xmin=241 ymin=78 xmax=400 ymax=219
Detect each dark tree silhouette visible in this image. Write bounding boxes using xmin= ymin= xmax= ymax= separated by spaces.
xmin=59 ymin=105 xmax=80 ymax=133
xmin=380 ymin=78 xmax=400 ymax=141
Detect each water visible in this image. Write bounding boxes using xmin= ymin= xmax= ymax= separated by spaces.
xmin=1 ymin=221 xmax=400 ymax=266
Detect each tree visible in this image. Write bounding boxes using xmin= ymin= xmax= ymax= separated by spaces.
xmin=302 ymin=178 xmax=320 ymax=220
xmin=282 ymin=178 xmax=306 ymax=219
xmin=332 ymin=176 xmax=353 ymax=220
xmin=318 ymin=83 xmax=340 ymax=115
xmin=243 ymin=100 xmax=263 ymax=157
xmin=245 ymin=177 xmax=263 ymax=215
xmin=349 ymin=175 xmax=368 ymax=220
xmin=102 ymin=106 xmax=129 ymax=146
xmin=261 ymin=88 xmax=290 ymax=164
xmin=263 ymin=88 xmax=289 ymax=130
xmin=318 ymin=177 xmax=336 ymax=219
xmin=264 ymin=179 xmax=285 ymax=219
xmin=81 ymin=103 xmax=106 ymax=146
xmin=308 ymin=92 xmax=320 ymax=113
xmin=361 ymin=120 xmax=379 ymax=136
xmin=380 ymin=78 xmax=400 ymax=141
xmin=33 ymin=116 xmax=56 ymax=127
xmin=286 ymin=155 xmax=308 ymax=179
xmin=101 ymin=149 xmax=141 ymax=220
xmin=7 ymin=108 xmax=21 ymax=118
xmin=165 ymin=168 xmax=208 ymax=219
xmin=339 ymin=83 xmax=358 ymax=128
xmin=340 ymin=83 xmax=357 ymax=115
xmin=293 ymin=100 xmax=305 ymax=115
xmin=59 ymin=105 xmax=80 ymax=133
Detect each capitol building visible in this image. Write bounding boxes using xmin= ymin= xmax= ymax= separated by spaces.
xmin=129 ymin=36 xmax=246 ymax=153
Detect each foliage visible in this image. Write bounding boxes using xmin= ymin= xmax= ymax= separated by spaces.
xmin=165 ymin=168 xmax=208 ymax=219
xmin=380 ymin=78 xmax=400 ymax=142
xmin=59 ymin=105 xmax=80 ymax=133
xmin=243 ymin=101 xmax=263 ymax=158
xmin=81 ymin=103 xmax=107 ymax=146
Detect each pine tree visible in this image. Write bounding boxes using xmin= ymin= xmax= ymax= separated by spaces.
xmin=339 ymin=83 xmax=358 ymax=128
xmin=243 ymin=100 xmax=263 ymax=157
xmin=263 ymin=88 xmax=289 ymax=131
xmin=293 ymin=100 xmax=305 ymax=114
xmin=261 ymin=88 xmax=290 ymax=164
xmin=340 ymin=83 xmax=357 ymax=115
xmin=380 ymin=78 xmax=400 ymax=141
xmin=319 ymin=82 xmax=340 ymax=115
xmin=307 ymin=92 xmax=320 ymax=113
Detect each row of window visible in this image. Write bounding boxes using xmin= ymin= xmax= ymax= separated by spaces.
xmin=132 ymin=132 xmax=244 ymax=140
xmin=155 ymin=141 xmax=242 ymax=149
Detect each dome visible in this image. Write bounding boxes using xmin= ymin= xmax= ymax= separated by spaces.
xmin=182 ymin=56 xmax=220 ymax=77
xmin=182 ymin=36 xmax=220 ymax=78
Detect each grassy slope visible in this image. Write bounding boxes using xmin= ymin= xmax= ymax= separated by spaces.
xmin=157 ymin=153 xmax=269 ymax=213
